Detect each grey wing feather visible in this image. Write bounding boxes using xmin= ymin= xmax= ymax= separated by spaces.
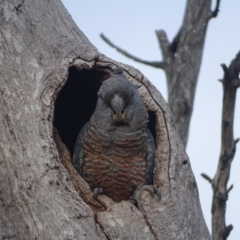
xmin=145 ymin=127 xmax=155 ymax=185
xmin=72 ymin=122 xmax=90 ymax=176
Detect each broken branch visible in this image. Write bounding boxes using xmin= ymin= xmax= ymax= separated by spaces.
xmin=212 ymin=0 xmax=221 ymax=18
xmin=201 ymin=173 xmax=213 ymax=184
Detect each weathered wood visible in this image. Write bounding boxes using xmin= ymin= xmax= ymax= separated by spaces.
xmin=156 ymin=0 xmax=216 ymax=147
xmin=0 ymin=0 xmax=210 ymax=239
xmin=211 ymin=52 xmax=240 ymax=240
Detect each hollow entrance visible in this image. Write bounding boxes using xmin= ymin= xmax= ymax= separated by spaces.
xmin=53 ymin=67 xmax=157 ymax=159
xmin=53 ymin=67 xmax=106 ymax=157
xmin=148 ymin=110 xmax=157 ymax=146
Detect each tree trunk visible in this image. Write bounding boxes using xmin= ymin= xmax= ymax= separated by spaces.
xmin=0 ymin=0 xmax=210 ymax=239
xmin=156 ymin=0 xmax=215 ymax=147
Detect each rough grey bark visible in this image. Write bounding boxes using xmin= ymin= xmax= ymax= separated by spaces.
xmin=202 ymin=51 xmax=240 ymax=240
xmin=0 ymin=0 xmax=210 ymax=239
xmin=101 ymin=0 xmax=220 ymax=148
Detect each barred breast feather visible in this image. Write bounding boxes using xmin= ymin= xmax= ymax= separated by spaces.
xmin=82 ymin=124 xmax=148 ymax=202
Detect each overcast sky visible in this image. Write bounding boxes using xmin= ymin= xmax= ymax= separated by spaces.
xmin=61 ymin=1 xmax=240 ymax=239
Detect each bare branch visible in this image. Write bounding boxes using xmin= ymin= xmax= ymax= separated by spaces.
xmin=228 ymin=51 xmax=240 ymax=78
xmin=155 ymin=29 xmax=170 ymax=62
xmin=211 ymin=50 xmax=240 ymax=240
xmin=212 ymin=0 xmax=221 ymax=18
xmin=201 ymin=173 xmax=213 ymax=184
xmin=220 ymin=51 xmax=240 ymax=88
xmin=224 ymin=225 xmax=233 ymax=239
xmin=100 ymin=33 xmax=165 ymax=69
xmin=220 ymin=64 xmax=229 ymax=77
xmin=227 ymin=184 xmax=233 ymax=194
xmin=234 ymin=138 xmax=240 ymax=145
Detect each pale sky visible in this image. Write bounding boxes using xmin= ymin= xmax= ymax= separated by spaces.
xmin=61 ymin=1 xmax=240 ymax=239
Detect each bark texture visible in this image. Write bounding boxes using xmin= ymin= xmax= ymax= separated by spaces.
xmin=0 ymin=0 xmax=210 ymax=239
xmin=101 ymin=0 xmax=220 ymax=148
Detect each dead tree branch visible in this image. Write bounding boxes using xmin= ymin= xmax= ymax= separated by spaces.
xmin=211 ymin=50 xmax=240 ymax=240
xmin=100 ymin=33 xmax=165 ymax=69
xmin=212 ymin=0 xmax=221 ymax=18
xmin=201 ymin=173 xmax=213 ymax=184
